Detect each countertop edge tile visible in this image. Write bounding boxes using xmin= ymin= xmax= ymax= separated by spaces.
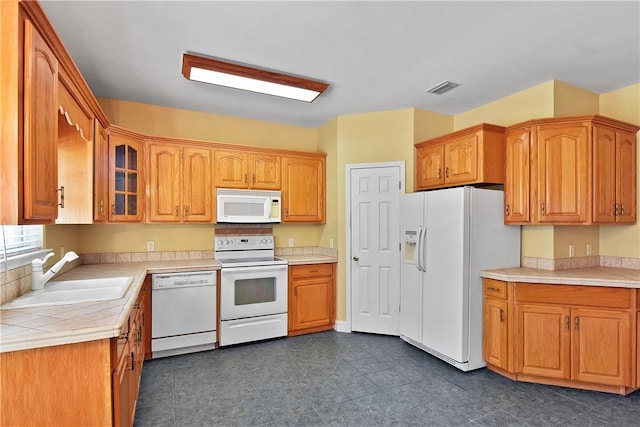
xmin=479 ymin=266 xmax=640 ymax=288
xmin=279 ymin=255 xmax=338 ymax=265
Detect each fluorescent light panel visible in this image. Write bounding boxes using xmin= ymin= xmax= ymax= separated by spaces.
xmin=183 ymin=53 xmax=328 ymax=102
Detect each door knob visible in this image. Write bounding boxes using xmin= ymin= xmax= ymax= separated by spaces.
xmin=352 ymin=256 xmax=359 ymax=261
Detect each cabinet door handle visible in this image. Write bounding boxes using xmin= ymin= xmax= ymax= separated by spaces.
xmin=565 ymin=315 xmax=570 ymax=330
xmin=57 ymin=186 xmax=65 ymax=208
xmin=437 ymin=168 xmax=441 ymax=179
xmin=620 ymin=203 xmax=624 ymax=216
xmin=244 ymin=173 xmax=248 ymax=184
xmin=574 ymin=316 xmax=579 ymax=331
xmin=184 ymin=205 xmax=190 ymax=217
xmin=499 ymin=308 xmax=504 ymax=322
xmin=98 ymin=199 xmax=104 ymax=214
xmin=505 ymin=204 xmax=510 ymax=216
xmin=540 ymin=203 xmax=545 ymax=215
xmin=253 ymin=173 xmax=256 ymax=184
xmin=111 ymin=204 xmax=116 ymax=215
xmin=445 ymin=167 xmax=449 ymax=178
xmin=285 ymin=208 xmax=289 ymax=217
xmin=175 ymin=206 xmax=179 ymax=217
xmin=614 ymin=203 xmax=620 ymax=216
xmin=131 ymin=351 xmax=135 ymax=371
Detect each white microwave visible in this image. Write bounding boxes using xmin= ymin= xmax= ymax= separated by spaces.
xmin=217 ymin=189 xmax=281 ymax=223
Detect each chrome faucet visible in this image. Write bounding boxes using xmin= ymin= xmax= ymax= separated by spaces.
xmin=31 ymin=251 xmax=79 ymax=291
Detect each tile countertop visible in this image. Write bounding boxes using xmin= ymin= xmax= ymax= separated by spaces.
xmin=479 ymin=266 xmax=640 ymax=288
xmin=280 ymin=254 xmax=338 ymax=265
xmin=0 ymin=260 xmax=220 ymax=354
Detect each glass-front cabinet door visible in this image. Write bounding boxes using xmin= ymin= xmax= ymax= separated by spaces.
xmin=108 ymin=128 xmax=144 ymax=222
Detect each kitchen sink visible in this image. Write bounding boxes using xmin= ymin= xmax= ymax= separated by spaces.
xmin=0 ymin=277 xmax=134 ymax=310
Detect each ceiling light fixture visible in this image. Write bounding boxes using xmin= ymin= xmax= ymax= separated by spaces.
xmin=182 ymin=53 xmax=329 ymax=102
xmin=426 ymin=81 xmax=461 ymax=95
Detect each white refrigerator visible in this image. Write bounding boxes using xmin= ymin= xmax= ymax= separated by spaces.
xmin=400 ymin=186 xmax=520 ymax=371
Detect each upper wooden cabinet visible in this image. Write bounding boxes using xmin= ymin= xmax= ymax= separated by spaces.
xmin=214 ymin=149 xmax=281 ymax=190
xmin=504 ymin=127 xmax=531 ymax=223
xmin=537 ymin=122 xmax=590 ymax=224
xmin=108 ymin=127 xmax=144 ymax=222
xmin=1 ymin=2 xmax=110 ymax=224
xmin=22 ymin=19 xmax=59 ymax=222
xmin=282 ymin=154 xmax=326 ymax=223
xmin=415 ymin=124 xmax=506 ymax=191
xmin=93 ymin=120 xmax=109 ymax=222
xmin=593 ymin=126 xmax=637 ymax=224
xmin=504 ymin=115 xmax=639 ymax=225
xmin=147 ymin=141 xmax=214 ymax=223
xmin=56 ymin=73 xmax=96 ymax=225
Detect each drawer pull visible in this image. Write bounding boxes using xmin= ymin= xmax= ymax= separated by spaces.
xmin=133 ymin=303 xmax=140 ymax=309
xmin=309 ymin=269 xmax=319 ymax=273
xmin=488 ymin=286 xmax=501 ymax=292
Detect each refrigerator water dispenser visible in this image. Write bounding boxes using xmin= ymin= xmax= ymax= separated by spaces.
xmin=403 ymin=230 xmax=417 ymax=264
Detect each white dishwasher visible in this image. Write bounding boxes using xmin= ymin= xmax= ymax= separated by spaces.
xmin=151 ymin=271 xmax=217 ymax=358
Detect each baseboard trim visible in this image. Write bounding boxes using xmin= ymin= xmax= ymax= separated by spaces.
xmin=333 ymin=321 xmax=351 ymax=333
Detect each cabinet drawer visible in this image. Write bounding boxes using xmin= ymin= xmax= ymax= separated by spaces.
xmin=484 ymin=279 xmax=507 ymax=300
xmin=290 ymin=263 xmax=333 ymax=279
xmin=515 ymin=283 xmax=633 ymax=309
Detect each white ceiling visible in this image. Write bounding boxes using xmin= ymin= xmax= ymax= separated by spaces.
xmin=40 ymin=1 xmax=640 ymax=128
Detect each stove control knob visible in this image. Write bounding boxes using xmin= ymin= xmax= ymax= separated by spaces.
xmin=217 ymin=239 xmax=224 ymax=246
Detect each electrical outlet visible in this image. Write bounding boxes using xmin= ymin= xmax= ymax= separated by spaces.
xmin=288 ymin=238 xmax=294 ymax=247
xmin=146 ymin=241 xmax=155 ymax=252
xmin=329 ymin=238 xmax=334 ymax=249
xmin=587 ymin=243 xmax=592 ymax=256
xmin=569 ymin=244 xmax=575 ymax=258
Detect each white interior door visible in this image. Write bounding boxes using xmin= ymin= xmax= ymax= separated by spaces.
xmin=349 ymin=164 xmax=402 ymax=335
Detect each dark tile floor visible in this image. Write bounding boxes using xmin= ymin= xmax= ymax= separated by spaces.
xmin=134 ymin=331 xmax=640 ymax=426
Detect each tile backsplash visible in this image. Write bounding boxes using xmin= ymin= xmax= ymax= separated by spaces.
xmin=522 ymin=255 xmax=640 ymax=271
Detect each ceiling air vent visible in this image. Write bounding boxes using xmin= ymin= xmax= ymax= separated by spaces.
xmin=425 ymin=81 xmax=461 ymax=95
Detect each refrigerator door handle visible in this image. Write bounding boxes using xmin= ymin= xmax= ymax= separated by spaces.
xmin=416 ymin=226 xmax=424 ymax=272
xmin=420 ymin=227 xmax=427 ymax=272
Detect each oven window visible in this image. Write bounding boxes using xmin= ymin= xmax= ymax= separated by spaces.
xmin=234 ymin=277 xmax=276 ymax=305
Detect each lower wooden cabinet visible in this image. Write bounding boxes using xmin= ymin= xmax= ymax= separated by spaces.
xmin=483 ymin=279 xmax=511 ymax=372
xmin=483 ymin=279 xmax=638 ymax=395
xmin=288 ymin=263 xmax=336 ymax=336
xmin=0 ymin=285 xmax=149 ymax=426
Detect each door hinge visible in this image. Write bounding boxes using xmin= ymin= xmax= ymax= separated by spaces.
xmin=398 ymin=304 xmax=401 ymax=314
xmin=399 ymin=181 xmax=401 ymax=190
xmin=399 ymin=242 xmax=402 ymax=251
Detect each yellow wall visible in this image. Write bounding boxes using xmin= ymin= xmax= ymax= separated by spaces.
xmin=554 ymin=226 xmax=599 ymax=258
xmin=454 ymin=81 xmax=555 ymax=130
xmin=553 ymin=81 xmax=599 ymax=116
xmin=98 ymin=98 xmax=318 ymax=151
xmin=318 ymin=118 xmax=339 ymax=249
xmin=598 ymin=83 xmax=640 ymax=257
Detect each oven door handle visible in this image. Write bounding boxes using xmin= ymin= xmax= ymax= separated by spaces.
xmin=221 ymin=264 xmax=287 ymax=273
